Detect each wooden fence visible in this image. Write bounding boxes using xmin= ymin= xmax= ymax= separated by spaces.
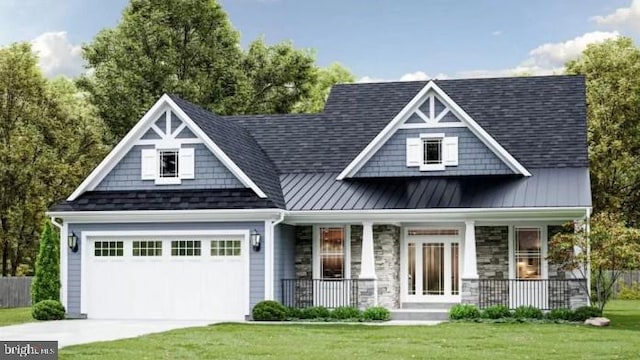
xmin=0 ymin=276 xmax=32 ymax=308
xmin=612 ymin=271 xmax=640 ymax=297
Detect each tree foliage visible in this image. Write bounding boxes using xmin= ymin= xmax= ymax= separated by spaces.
xmin=31 ymin=221 xmax=60 ymax=304
xmin=81 ymin=0 xmax=318 ymax=139
xmin=293 ymin=62 xmax=355 ymax=113
xmin=565 ymin=37 xmax=640 ymax=225
xmin=0 ymin=43 xmax=107 ymax=276
xmin=548 ymin=212 xmax=640 ymax=312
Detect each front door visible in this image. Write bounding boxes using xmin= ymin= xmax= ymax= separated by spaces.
xmin=403 ymin=231 xmax=461 ymax=302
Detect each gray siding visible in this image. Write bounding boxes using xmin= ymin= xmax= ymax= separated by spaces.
xmin=95 ymin=144 xmax=245 ymax=191
xmin=355 ymin=127 xmax=513 ymax=177
xmin=274 ymin=224 xmax=295 ymax=300
xmin=67 ymin=222 xmax=265 ymax=317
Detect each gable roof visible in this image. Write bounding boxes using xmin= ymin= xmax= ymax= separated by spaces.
xmin=67 ymin=94 xmax=283 ymax=207
xmin=167 ymin=95 xmax=284 ymax=208
xmin=228 ymin=75 xmax=588 ymax=174
xmin=335 ymin=80 xmax=531 ymax=179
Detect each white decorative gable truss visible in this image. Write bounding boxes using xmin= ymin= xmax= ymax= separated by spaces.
xmin=336 ymin=81 xmax=531 ymax=179
xmin=67 ymin=94 xmax=267 ymax=201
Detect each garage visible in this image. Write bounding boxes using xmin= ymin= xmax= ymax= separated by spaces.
xmin=81 ymin=231 xmax=249 ymax=321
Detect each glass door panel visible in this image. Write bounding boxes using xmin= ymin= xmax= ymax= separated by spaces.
xmin=408 ymin=243 xmax=416 ymax=295
xmin=451 ymin=243 xmax=459 ymax=296
xmin=423 ymin=243 xmax=444 ymax=295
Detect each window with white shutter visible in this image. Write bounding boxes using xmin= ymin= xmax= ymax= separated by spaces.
xmin=140 ymin=149 xmax=157 ymax=180
xmin=179 ymin=147 xmax=195 ymax=179
xmin=443 ymin=137 xmax=459 ymax=166
xmin=406 ymin=138 xmax=422 ymax=167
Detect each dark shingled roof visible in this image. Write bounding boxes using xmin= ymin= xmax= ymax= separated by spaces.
xmin=168 ymin=94 xmax=285 ymax=208
xmin=50 ymin=189 xmax=277 ymax=212
xmin=53 ymin=76 xmax=590 ymax=212
xmin=227 ymin=75 xmax=588 ymax=173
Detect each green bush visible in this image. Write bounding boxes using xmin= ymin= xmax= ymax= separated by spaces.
xmin=362 ymin=306 xmax=391 ymax=321
xmin=513 ymin=306 xmax=543 ymax=319
xmin=300 ymin=306 xmax=331 ymax=319
xmin=330 ymin=306 xmax=362 ymax=320
xmin=617 ymin=283 xmax=640 ymax=300
xmin=32 ymin=300 xmax=65 ymax=321
xmin=31 ymin=222 xmax=61 ymax=305
xmin=547 ymin=308 xmax=574 ymax=321
xmin=284 ymin=306 xmax=303 ymax=319
xmin=482 ymin=305 xmax=511 ymax=319
xmin=252 ymin=300 xmax=287 ymax=321
xmin=449 ymin=304 xmax=480 ymax=320
xmin=571 ymin=306 xmax=602 ymax=321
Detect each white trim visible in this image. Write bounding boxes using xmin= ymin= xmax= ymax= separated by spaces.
xmin=414 ymin=109 xmax=430 ymax=123
xmin=136 ymin=138 xmax=203 ymax=146
xmin=67 ymin=94 xmax=267 ymax=201
xmin=172 ymin=123 xmax=187 ymax=138
xmin=50 ymin=218 xmax=67 ymax=309
xmin=80 ymin=229 xmax=251 ymax=317
xmin=151 ymin=124 xmax=166 ymax=139
xmin=434 ymin=108 xmax=452 ymax=123
xmin=399 ymin=122 xmax=467 ymax=129
xmin=264 ymin=220 xmax=273 ymax=300
xmin=359 ymin=221 xmax=376 ymax=279
xmin=336 ymin=81 xmax=531 ymax=179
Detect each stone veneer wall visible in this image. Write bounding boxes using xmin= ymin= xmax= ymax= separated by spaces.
xmin=476 ymin=226 xmax=509 ymax=280
xmin=292 ymin=224 xmax=400 ymax=309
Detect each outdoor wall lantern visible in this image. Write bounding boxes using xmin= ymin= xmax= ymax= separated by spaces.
xmin=250 ymin=230 xmax=261 ymax=252
xmin=68 ymin=232 xmax=78 ymax=253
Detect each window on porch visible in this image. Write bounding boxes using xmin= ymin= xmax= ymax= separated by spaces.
xmin=320 ymin=227 xmax=344 ymax=279
xmin=515 ymin=228 xmax=541 ymax=279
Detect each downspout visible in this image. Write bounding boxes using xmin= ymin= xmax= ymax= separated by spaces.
xmin=50 ymin=217 xmax=67 ymax=309
xmin=585 ymin=208 xmax=592 ymax=305
xmin=267 ymin=210 xmax=286 ymax=300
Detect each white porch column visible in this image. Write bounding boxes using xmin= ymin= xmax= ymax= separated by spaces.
xmin=359 ymin=221 xmax=377 ymax=280
xmin=462 ymin=220 xmax=478 ymax=279
xmin=360 ymin=221 xmax=378 ymax=306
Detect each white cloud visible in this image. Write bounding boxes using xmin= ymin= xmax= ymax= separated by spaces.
xmin=457 ymin=31 xmax=620 ymax=78
xmin=591 ymin=0 xmax=640 ymax=33
xmin=399 ymin=71 xmax=430 ymax=81
xmin=357 ymin=76 xmax=387 ymax=83
xmin=492 ymin=30 xmax=503 ymax=36
xmin=30 ymin=31 xmax=86 ymax=78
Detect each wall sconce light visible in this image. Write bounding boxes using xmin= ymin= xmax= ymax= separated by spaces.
xmin=250 ymin=230 xmax=261 ymax=252
xmin=68 ymin=232 xmax=78 ymax=253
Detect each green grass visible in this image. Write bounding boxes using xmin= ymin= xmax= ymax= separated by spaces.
xmin=60 ymin=300 xmax=640 ymax=360
xmin=0 ymin=307 xmax=33 ymax=327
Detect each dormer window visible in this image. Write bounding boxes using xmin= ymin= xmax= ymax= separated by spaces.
xmin=159 ymin=150 xmax=179 ymax=178
xmin=141 ymin=147 xmax=194 ymax=184
xmin=406 ymin=133 xmax=458 ymax=171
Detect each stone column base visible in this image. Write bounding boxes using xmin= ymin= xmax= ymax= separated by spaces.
xmin=357 ymin=279 xmax=377 ymax=309
xmin=461 ymin=278 xmax=479 ymax=306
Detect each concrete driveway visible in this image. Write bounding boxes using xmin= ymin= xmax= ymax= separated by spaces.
xmin=0 ymin=319 xmax=214 ymax=348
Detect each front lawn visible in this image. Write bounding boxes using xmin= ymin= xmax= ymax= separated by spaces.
xmin=60 ymin=301 xmax=640 ymax=359
xmin=0 ymin=307 xmax=33 ymax=327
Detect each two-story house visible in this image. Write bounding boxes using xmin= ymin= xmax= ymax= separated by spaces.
xmin=49 ymin=75 xmax=592 ymax=321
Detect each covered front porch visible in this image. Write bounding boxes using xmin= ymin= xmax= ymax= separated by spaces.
xmin=276 ymin=210 xmax=590 ymax=312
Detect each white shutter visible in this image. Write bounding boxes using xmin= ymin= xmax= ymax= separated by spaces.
xmin=443 ymin=136 xmax=459 ymax=166
xmin=179 ymin=147 xmax=195 ymax=179
xmin=141 ymin=149 xmax=157 ymax=180
xmin=406 ymin=137 xmax=422 ymax=167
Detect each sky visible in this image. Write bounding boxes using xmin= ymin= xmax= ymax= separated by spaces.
xmin=1 ymin=0 xmax=639 ymax=81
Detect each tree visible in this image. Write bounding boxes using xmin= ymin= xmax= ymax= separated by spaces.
xmin=0 ymin=43 xmax=107 ymax=276
xmin=547 ymin=212 xmax=640 ymax=313
xmin=81 ymin=0 xmax=318 ymax=139
xmin=565 ymin=37 xmax=640 ymax=225
xmin=31 ymin=221 xmax=60 ymax=303
xmin=293 ymin=62 xmax=355 ymax=113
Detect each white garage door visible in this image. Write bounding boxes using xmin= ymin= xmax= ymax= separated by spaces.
xmin=83 ymin=233 xmax=249 ymax=321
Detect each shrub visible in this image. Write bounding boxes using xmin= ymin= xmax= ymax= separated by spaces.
xmin=330 ymin=306 xmax=362 ymax=320
xmin=252 ymin=300 xmax=287 ymax=321
xmin=449 ymin=304 xmax=480 ymax=320
xmin=32 ymin=300 xmax=65 ymax=321
xmin=571 ymin=306 xmax=602 ymax=321
xmin=300 ymin=306 xmax=331 ymax=319
xmin=617 ymin=283 xmax=640 ymax=300
xmin=31 ymin=222 xmax=61 ymax=305
xmin=513 ymin=306 xmax=543 ymax=319
xmin=482 ymin=305 xmax=511 ymax=319
xmin=547 ymin=308 xmax=574 ymax=321
xmin=284 ymin=306 xmax=303 ymax=319
xmin=362 ymin=306 xmax=391 ymax=321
